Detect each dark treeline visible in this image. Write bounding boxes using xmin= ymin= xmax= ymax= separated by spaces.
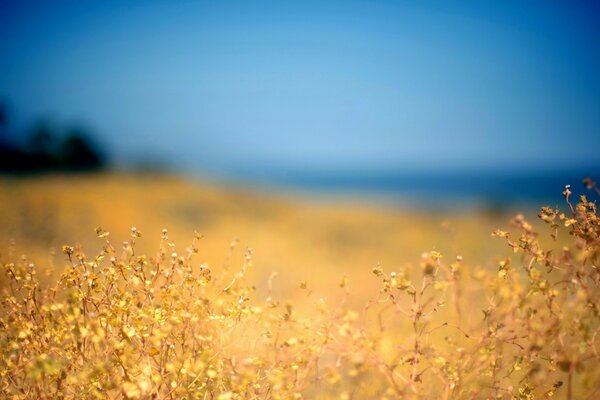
xmin=0 ymin=104 xmax=107 ymax=173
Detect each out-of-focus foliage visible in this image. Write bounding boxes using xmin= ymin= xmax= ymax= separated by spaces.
xmin=1 ymin=180 xmax=599 ymax=399
xmin=0 ymin=104 xmax=106 ymax=173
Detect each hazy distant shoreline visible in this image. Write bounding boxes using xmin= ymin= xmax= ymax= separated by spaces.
xmin=183 ymin=165 xmax=599 ymax=210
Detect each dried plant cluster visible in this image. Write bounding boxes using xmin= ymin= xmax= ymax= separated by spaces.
xmin=1 ymin=182 xmax=599 ymax=399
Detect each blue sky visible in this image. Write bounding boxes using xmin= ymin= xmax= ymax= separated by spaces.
xmin=1 ymin=0 xmax=599 ymax=175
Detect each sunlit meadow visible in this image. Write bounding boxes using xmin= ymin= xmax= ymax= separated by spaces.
xmin=1 ymin=174 xmax=599 ymax=399
xmin=2 ymin=2 xmax=600 ymax=399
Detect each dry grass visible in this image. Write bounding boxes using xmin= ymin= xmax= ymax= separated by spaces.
xmin=1 ymin=173 xmax=598 ymax=399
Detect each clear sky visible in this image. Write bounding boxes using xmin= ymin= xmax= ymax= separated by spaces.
xmin=1 ymin=0 xmax=599 ymax=175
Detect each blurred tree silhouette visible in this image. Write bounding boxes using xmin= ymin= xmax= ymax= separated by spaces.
xmin=0 ymin=103 xmax=25 ymax=171
xmin=0 ymin=103 xmax=11 ymax=151
xmin=27 ymin=122 xmax=56 ymax=170
xmin=0 ymin=104 xmax=6 ymax=138
xmin=0 ymin=103 xmax=107 ymax=173
xmin=60 ymin=127 xmax=105 ymax=170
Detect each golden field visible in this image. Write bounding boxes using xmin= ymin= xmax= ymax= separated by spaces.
xmin=0 ymin=173 xmax=513 ymax=299
xmin=1 ymin=173 xmax=598 ymax=399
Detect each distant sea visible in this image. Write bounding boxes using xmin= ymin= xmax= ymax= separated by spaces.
xmin=209 ymin=165 xmax=600 ymax=211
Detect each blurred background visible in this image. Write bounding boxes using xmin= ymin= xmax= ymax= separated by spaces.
xmin=2 ymin=0 xmax=600 ymax=202
xmin=1 ymin=1 xmax=599 ymax=293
